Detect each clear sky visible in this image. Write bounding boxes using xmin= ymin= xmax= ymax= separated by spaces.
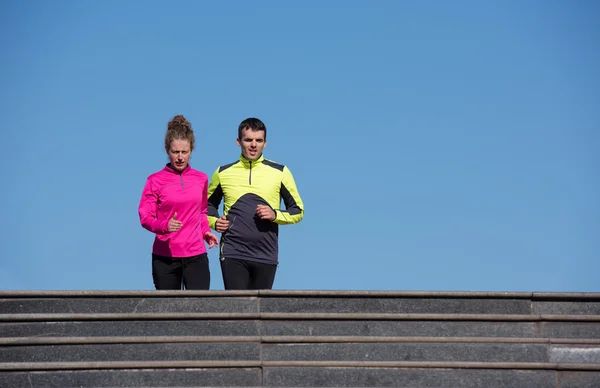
xmin=1 ymin=0 xmax=598 ymax=292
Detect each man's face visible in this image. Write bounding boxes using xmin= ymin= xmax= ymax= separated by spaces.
xmin=237 ymin=128 xmax=266 ymax=161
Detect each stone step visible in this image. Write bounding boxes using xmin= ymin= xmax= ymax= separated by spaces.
xmin=263 ymin=342 xmax=600 ymax=364
xmin=264 ymin=366 xmax=600 ymax=388
xmin=3 ymin=312 xmax=600 ymax=322
xmin=262 ymin=318 xmax=600 ymax=339
xmin=2 ymin=340 xmax=599 ymax=364
xmin=2 ymin=290 xmax=599 ymax=316
xmin=1 ymin=365 xmax=599 ymax=388
xmin=3 ymin=318 xmax=600 ymax=338
xmin=0 ymin=367 xmax=261 ymax=388
xmin=4 ymin=335 xmax=600 ymax=345
xmin=0 ymin=297 xmax=258 ymax=315
xmin=0 ymin=319 xmax=259 ymax=337
xmin=1 ymin=291 xmax=600 ymax=387
xmin=0 ymin=342 xmax=261 ymax=363
xmin=258 ymin=296 xmax=600 ymax=316
xmin=2 ymin=360 xmax=600 ymax=371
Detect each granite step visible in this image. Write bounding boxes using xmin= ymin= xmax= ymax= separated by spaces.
xmin=2 ymin=317 xmax=600 ymax=338
xmin=0 ymin=368 xmax=261 ymax=388
xmin=0 ymin=296 xmax=258 ymax=315
xmin=0 ymin=342 xmax=261 ymax=363
xmin=262 ymin=342 xmax=600 ymax=364
xmin=1 ymin=365 xmax=599 ymax=388
xmin=0 ymin=319 xmax=261 ymax=337
xmin=264 ymin=366 xmax=600 ymax=388
xmin=261 ymin=318 xmax=600 ymax=339
xmin=258 ymin=296 xmax=600 ymax=316
xmin=2 ymin=339 xmax=600 ymax=364
xmin=2 ymin=290 xmax=599 ymax=316
xmin=4 ymin=312 xmax=600 ymax=322
xmin=2 ymin=291 xmax=600 ymax=387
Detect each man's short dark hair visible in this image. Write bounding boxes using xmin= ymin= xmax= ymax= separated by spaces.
xmin=238 ymin=117 xmax=267 ymax=141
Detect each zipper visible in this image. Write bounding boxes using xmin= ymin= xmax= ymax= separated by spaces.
xmin=220 ymin=216 xmax=235 ymax=261
xmin=220 ymin=225 xmax=229 ymax=261
xmin=220 ymin=218 xmax=228 ymax=261
xmin=180 ymin=174 xmax=184 ymax=189
xmin=249 ymin=161 xmax=252 ymax=185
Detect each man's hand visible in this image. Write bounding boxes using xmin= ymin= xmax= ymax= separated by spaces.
xmin=204 ymin=232 xmax=219 ymax=248
xmin=168 ymin=212 xmax=183 ymax=232
xmin=215 ymin=215 xmax=229 ymax=233
xmin=256 ymin=205 xmax=276 ymax=221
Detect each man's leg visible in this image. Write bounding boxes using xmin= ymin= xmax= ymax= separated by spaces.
xmin=249 ymin=261 xmax=278 ymax=290
xmin=220 ymin=257 xmax=251 ymax=289
xmin=182 ymin=253 xmax=210 ymax=290
xmin=152 ymin=254 xmax=183 ymax=290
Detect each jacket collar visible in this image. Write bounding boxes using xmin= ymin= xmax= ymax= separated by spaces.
xmin=163 ymin=163 xmax=191 ymax=174
xmin=239 ymin=154 xmax=264 ymax=167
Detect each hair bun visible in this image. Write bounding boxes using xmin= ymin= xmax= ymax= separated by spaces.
xmin=169 ymin=115 xmax=190 ymax=129
xmin=165 ymin=114 xmax=195 ymax=151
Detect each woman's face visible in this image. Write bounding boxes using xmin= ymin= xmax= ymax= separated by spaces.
xmin=168 ymin=139 xmax=191 ymax=172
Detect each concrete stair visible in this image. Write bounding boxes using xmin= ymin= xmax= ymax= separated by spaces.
xmin=0 ymin=290 xmax=599 ymax=387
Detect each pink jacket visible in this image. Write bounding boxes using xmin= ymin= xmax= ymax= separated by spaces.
xmin=138 ymin=164 xmax=211 ymax=258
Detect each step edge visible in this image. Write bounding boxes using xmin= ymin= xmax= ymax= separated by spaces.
xmin=3 ymin=312 xmax=600 ymax=322
xmin=2 ymin=360 xmax=599 ymax=371
xmin=3 ymin=336 xmax=600 ymax=345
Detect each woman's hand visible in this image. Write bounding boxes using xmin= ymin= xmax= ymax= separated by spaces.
xmin=204 ymin=232 xmax=219 ymax=248
xmin=168 ymin=212 xmax=183 ymax=232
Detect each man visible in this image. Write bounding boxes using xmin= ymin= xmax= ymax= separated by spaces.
xmin=207 ymin=117 xmax=304 ymax=290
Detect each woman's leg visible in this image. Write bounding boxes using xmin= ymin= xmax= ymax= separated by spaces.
xmin=152 ymin=254 xmax=183 ymax=290
xmin=182 ymin=253 xmax=210 ymax=290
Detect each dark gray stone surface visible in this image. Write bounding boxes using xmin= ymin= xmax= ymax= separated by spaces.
xmin=0 ymin=297 xmax=257 ymax=314
xmin=0 ymin=320 xmax=259 ymax=337
xmin=533 ymin=301 xmax=600 ymax=315
xmin=549 ymin=345 xmax=600 ymax=363
xmin=0 ymin=368 xmax=261 ymax=387
xmin=0 ymin=290 xmax=259 ymax=297
xmin=0 ymin=343 xmax=259 ymax=362
xmin=262 ymin=367 xmax=556 ymax=387
xmin=261 ymin=320 xmax=538 ymax=338
xmin=262 ymin=342 xmax=548 ymax=362
xmin=559 ymin=371 xmax=600 ymax=388
xmin=541 ymin=322 xmax=600 ymax=338
xmin=260 ymin=297 xmax=531 ymax=314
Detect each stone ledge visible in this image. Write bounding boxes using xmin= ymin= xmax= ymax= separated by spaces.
xmin=1 ymin=290 xmax=598 ymax=299
xmin=0 ymin=360 xmax=262 ymax=371
xmin=3 ymin=312 xmax=600 ymax=322
xmin=0 ymin=369 xmax=261 ymax=388
xmin=3 ymin=335 xmax=600 ymax=345
xmin=2 ymin=360 xmax=600 ymax=371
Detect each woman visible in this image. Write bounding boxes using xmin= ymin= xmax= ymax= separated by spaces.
xmin=138 ymin=114 xmax=218 ymax=290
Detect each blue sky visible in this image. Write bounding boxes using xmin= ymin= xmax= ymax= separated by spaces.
xmin=1 ymin=0 xmax=598 ymax=292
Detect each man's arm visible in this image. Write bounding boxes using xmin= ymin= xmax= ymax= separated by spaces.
xmin=273 ymin=166 xmax=304 ymax=225
xmin=207 ymin=169 xmax=223 ymax=230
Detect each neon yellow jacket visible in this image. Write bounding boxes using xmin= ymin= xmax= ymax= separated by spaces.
xmin=207 ymin=154 xmax=304 ymax=265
